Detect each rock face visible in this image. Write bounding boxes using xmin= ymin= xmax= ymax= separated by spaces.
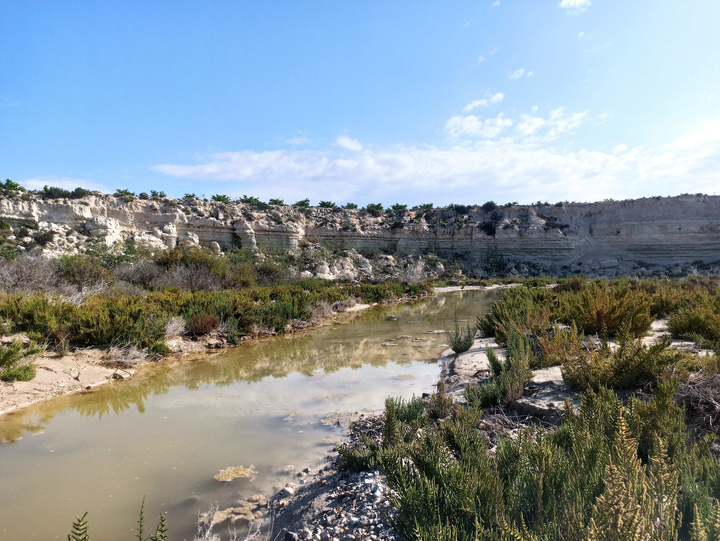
xmin=0 ymin=193 xmax=718 ymax=277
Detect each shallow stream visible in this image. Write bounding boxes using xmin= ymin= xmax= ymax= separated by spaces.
xmin=0 ymin=289 xmax=500 ymax=540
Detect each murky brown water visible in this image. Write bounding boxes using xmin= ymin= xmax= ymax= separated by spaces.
xmin=0 ymin=289 xmax=501 ymax=540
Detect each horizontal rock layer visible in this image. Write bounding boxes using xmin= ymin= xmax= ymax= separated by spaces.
xmin=0 ymin=194 xmax=718 ymax=275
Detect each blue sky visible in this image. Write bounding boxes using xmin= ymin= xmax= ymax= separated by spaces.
xmin=2 ymin=1 xmax=719 ymax=206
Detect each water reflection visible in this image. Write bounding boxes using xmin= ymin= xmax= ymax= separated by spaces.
xmin=0 ymin=289 xmax=501 ymax=540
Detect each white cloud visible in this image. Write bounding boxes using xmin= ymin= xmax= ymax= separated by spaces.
xmin=492 ymin=1 xmax=500 ymax=7
xmin=578 ymin=31 xmax=584 ymax=38
xmin=464 ymin=99 xmax=488 ymax=112
xmin=155 ymin=118 xmax=720 ymax=206
xmin=445 ymin=113 xmax=513 ymax=139
xmin=463 ymin=94 xmax=503 ymax=112
xmin=509 ymin=69 xmax=525 ymax=79
xmin=516 ymin=115 xmax=547 ymax=136
xmin=477 ymin=54 xmax=486 ymax=63
xmin=559 ymin=0 xmax=591 ymax=13
xmin=21 ymin=176 xmax=108 ymax=193
xmin=546 ymin=107 xmax=587 ymax=137
xmin=336 ymin=136 xmax=363 ymax=151
xmin=287 ymin=136 xmax=309 ymax=146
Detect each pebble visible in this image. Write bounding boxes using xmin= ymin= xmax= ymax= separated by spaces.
xmin=285 ymin=468 xmax=398 ymax=541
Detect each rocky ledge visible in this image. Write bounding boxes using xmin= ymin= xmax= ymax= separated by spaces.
xmin=0 ymin=192 xmax=719 ymax=278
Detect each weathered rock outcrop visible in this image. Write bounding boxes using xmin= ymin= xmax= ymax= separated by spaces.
xmin=0 ymin=193 xmax=718 ymax=277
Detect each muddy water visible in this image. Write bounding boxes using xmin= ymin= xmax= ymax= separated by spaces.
xmin=0 ymin=289 xmax=501 ymax=540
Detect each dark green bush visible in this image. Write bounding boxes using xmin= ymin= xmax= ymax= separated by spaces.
xmin=211 ymin=194 xmax=230 ymax=202
xmin=0 ymin=340 xmax=43 ymax=381
xmin=365 ymin=203 xmax=383 ymax=217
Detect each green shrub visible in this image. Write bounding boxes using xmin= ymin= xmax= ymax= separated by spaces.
xmin=139 ymin=192 xmax=149 ymax=200
xmin=319 ymin=201 xmax=337 ymax=208
xmin=114 ymin=188 xmax=135 ymax=197
xmin=561 ymin=318 xmax=685 ymax=390
xmin=34 ymin=231 xmax=55 ymax=246
xmin=0 ymin=340 xmax=43 ymax=381
xmin=531 ymin=322 xmax=584 ymax=368
xmin=343 ymin=202 xmax=358 ymax=209
xmin=211 ymin=194 xmax=230 ymax=202
xmin=447 ymin=320 xmax=474 ymax=354
xmin=481 ymin=201 xmax=498 ymax=212
xmin=2 ymin=179 xmax=23 ymax=191
xmin=150 ymin=190 xmax=166 ymax=198
xmin=183 ymin=193 xmax=198 ymax=200
xmin=365 ymin=203 xmax=384 ymax=217
xmin=465 ymin=333 xmax=532 ymax=406
xmin=269 ymin=198 xmax=284 ymax=206
xmin=42 ymin=185 xmax=72 ymax=199
xmin=368 ymin=382 xmax=720 ymax=540
xmin=412 ymin=203 xmax=434 ymax=212
xmin=239 ymin=195 xmax=269 ymax=210
xmin=668 ymin=295 xmax=720 ymax=345
xmin=564 ymin=280 xmax=653 ymax=337
xmin=293 ymin=198 xmax=310 ymax=208
xmin=391 ymin=203 xmax=407 ymax=212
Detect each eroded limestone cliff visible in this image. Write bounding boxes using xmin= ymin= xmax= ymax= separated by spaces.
xmin=0 ymin=193 xmax=718 ymax=278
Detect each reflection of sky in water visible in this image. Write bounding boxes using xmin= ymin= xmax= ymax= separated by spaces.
xmin=0 ymin=289 xmax=500 ymax=540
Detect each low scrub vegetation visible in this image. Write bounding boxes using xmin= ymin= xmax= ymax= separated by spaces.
xmin=0 ymin=340 xmax=43 ymax=381
xmin=478 ymin=277 xmax=720 ymax=390
xmin=0 ymin=246 xmax=428 ymax=373
xmin=341 ymin=380 xmax=720 ymax=540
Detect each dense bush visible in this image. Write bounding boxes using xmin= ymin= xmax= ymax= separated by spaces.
xmin=341 ymin=381 xmax=720 ymax=540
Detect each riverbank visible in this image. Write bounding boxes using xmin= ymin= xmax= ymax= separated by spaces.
xmin=0 ymin=283 xmax=511 ymax=417
xmin=264 ymin=285 xmax=513 ymax=540
xmin=0 ymin=297 xmax=394 ymax=417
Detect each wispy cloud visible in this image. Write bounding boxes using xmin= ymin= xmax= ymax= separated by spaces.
xmin=477 ymin=54 xmax=486 ymax=63
xmin=21 ymin=176 xmax=108 ymax=193
xmin=445 ymin=113 xmax=513 ymax=139
xmin=336 ymin=136 xmax=363 ymax=151
xmin=463 ymin=92 xmax=504 ymax=112
xmin=508 ymin=68 xmax=525 ymax=80
xmin=287 ymin=136 xmax=309 ymax=146
xmin=558 ymin=0 xmax=591 ymax=13
xmin=155 ymin=114 xmax=720 ymax=205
